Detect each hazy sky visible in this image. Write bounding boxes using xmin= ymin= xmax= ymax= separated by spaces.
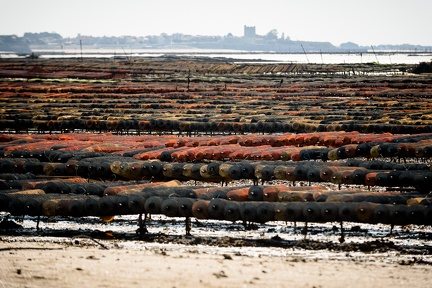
xmin=1 ymin=0 xmax=431 ymax=46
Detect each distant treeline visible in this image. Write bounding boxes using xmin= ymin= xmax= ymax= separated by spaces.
xmin=1 ymin=32 xmax=432 ymax=55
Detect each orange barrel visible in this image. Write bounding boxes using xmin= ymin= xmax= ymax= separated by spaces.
xmin=144 ymin=196 xmax=163 ymax=214
xmin=223 ymin=201 xmax=241 ymax=222
xmin=208 ymin=198 xmax=227 ymax=220
xmin=364 ymin=172 xmax=379 ymax=186
xmin=103 ymin=182 xmax=158 ymax=196
xmin=280 ymin=147 xmax=303 ymax=161
xmin=191 ymin=200 xmax=210 ymax=219
xmin=344 ymin=144 xmax=359 ymax=158
xmin=355 ymin=202 xmax=378 ymax=223
xmin=283 ymin=166 xmax=298 ymax=182
xmin=8 ymin=189 xmax=46 ymax=195
xmin=161 ymin=198 xmax=180 ymax=217
xmin=127 ymin=194 xmax=146 ymax=214
xmin=226 ymin=187 xmax=250 ymax=201
xmin=315 ymin=188 xmax=364 ymax=202
xmin=21 ymin=177 xmax=87 ymax=190
xmin=262 ymin=186 xmax=328 ymax=202
xmin=302 ymin=202 xmax=321 ymax=222
xmin=195 ymin=186 xmax=240 ymax=200
xmin=275 ymin=191 xmax=309 ymax=202
xmin=262 ymin=185 xmax=292 ymax=202
xmin=303 ymin=134 xmax=320 ymax=146
xmin=319 ymin=202 xmax=339 ymax=222
xmin=319 ymin=166 xmax=362 ymax=182
xmin=290 ymin=151 xmax=302 ymax=162
xmin=338 ymin=202 xmax=357 ymax=222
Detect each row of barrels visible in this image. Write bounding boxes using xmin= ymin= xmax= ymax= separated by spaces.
xmin=2 ymin=117 xmax=432 ymax=135
xmin=1 ymin=156 xmax=431 ymax=193
xmin=1 ymin=66 xmax=432 ymax=136
xmin=1 ymin=186 xmax=430 ymax=226
xmin=0 ymin=58 xmax=419 ymax=78
xmin=2 ymin=131 xmax=432 ymax=159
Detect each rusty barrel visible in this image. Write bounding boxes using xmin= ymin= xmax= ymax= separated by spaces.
xmin=191 ymin=200 xmax=210 ymax=219
xmin=226 ymin=187 xmax=250 ymax=202
xmin=355 ymin=202 xmax=378 ymax=223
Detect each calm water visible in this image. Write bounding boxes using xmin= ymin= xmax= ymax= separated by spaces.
xmin=3 ymin=48 xmax=432 ymax=64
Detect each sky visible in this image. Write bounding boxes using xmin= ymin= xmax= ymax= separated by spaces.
xmin=1 ymin=0 xmax=431 ymax=46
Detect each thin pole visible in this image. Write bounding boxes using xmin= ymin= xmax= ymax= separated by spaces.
xmin=371 ymin=45 xmax=379 ymax=64
xmin=301 ymin=44 xmax=310 ymax=63
xmin=80 ymin=39 xmax=83 ymax=61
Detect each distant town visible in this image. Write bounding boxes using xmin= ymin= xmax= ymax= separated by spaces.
xmin=1 ymin=25 xmax=432 ymax=55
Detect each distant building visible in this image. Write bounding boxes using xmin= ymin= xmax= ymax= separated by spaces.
xmin=244 ymin=25 xmax=256 ymax=38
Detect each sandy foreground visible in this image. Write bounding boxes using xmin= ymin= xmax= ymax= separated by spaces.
xmin=0 ymin=235 xmax=431 ymax=288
